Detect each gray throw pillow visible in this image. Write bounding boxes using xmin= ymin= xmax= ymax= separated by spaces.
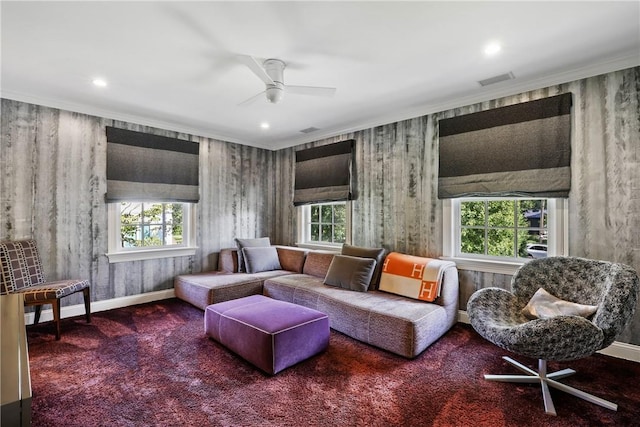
xmin=341 ymin=244 xmax=386 ymax=290
xmin=242 ymin=246 xmax=282 ymax=274
xmin=324 ymin=255 xmax=377 ymax=292
xmin=235 ymin=237 xmax=271 ymax=272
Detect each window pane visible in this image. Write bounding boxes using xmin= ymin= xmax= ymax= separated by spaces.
xmin=143 ymin=204 xmax=163 ymax=223
xmin=461 ymin=201 xmax=485 ymax=226
xmin=333 ymin=204 xmax=346 ymax=224
xmin=460 ymin=228 xmax=485 ymax=254
xmin=321 ymin=225 xmax=333 ymax=242
xmin=487 ymin=229 xmax=515 ymax=257
xmin=321 ymin=205 xmax=332 ymax=223
xmin=519 ymin=200 xmax=546 ymax=230
xmin=121 ymin=225 xmax=140 ymax=248
xmin=120 ymin=202 xmax=141 ymax=224
xmin=488 ymin=200 xmax=515 ymax=227
xmin=518 ymin=230 xmax=534 ymax=258
xmin=334 ymin=224 xmax=346 ymax=243
xmin=120 ymin=202 xmax=140 ymax=247
xmin=142 ymin=225 xmax=163 ymax=246
xmin=311 ymin=224 xmax=320 ymax=241
xmin=311 ymin=205 xmax=319 ymax=222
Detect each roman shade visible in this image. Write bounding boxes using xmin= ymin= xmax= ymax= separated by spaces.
xmin=438 ymin=93 xmax=572 ymax=199
xmin=106 ymin=127 xmax=199 ymax=202
xmin=293 ymin=139 xmax=354 ymax=206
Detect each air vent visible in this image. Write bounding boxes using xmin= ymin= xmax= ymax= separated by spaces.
xmin=478 ymin=72 xmax=515 ymax=87
xmin=299 ymin=127 xmax=320 ymax=134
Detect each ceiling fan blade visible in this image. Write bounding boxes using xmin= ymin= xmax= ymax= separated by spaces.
xmin=237 ymin=91 xmax=266 ymax=107
xmin=237 ymin=55 xmax=274 ymax=85
xmin=286 ymin=85 xmax=337 ymax=97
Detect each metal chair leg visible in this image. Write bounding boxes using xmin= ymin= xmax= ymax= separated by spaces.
xmin=483 ymin=357 xmax=617 ymax=416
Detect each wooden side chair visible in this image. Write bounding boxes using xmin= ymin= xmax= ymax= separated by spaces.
xmin=0 ymin=240 xmax=91 ymax=340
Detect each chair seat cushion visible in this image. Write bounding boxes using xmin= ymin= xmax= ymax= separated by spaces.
xmin=18 ymin=279 xmax=90 ymax=303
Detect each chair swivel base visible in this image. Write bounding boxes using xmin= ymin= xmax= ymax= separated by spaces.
xmin=485 ymin=356 xmax=617 ymax=416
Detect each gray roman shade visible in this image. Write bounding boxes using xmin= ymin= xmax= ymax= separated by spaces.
xmin=106 ymin=127 xmax=199 ymax=202
xmin=294 ymin=139 xmax=354 ymax=206
xmin=438 ymin=93 xmax=572 ymax=199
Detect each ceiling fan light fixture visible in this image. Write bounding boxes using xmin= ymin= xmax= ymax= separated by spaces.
xmin=238 ymin=56 xmax=336 ymax=106
xmin=266 ymin=85 xmax=284 ymax=104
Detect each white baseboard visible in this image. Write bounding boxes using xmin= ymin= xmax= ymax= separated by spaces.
xmin=597 ymin=341 xmax=640 ymax=362
xmin=23 ymin=289 xmax=176 ymax=325
xmin=457 ymin=310 xmax=639 ymax=363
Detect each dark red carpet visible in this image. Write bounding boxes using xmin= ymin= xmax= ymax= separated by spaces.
xmin=26 ymin=298 xmax=640 ymax=426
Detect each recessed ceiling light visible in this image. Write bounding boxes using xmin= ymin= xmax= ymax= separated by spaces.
xmin=260 ymin=122 xmax=270 ymax=129
xmin=484 ymin=42 xmax=502 ymax=56
xmin=92 ymin=78 xmax=107 ymax=87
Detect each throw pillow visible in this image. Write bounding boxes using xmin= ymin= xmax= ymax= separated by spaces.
xmin=324 ymin=255 xmax=377 ymax=292
xmin=242 ymin=246 xmax=282 ymax=274
xmin=521 ymin=288 xmax=599 ymax=320
xmin=235 ymin=237 xmax=271 ymax=272
xmin=341 ymin=244 xmax=386 ymax=290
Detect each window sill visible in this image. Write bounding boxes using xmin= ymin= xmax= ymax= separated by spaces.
xmin=440 ymin=256 xmax=525 ymax=275
xmin=295 ymin=242 xmax=342 ymax=252
xmin=106 ymin=246 xmax=197 ymax=263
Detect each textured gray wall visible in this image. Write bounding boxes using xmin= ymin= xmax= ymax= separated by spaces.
xmin=274 ymin=67 xmax=640 ymax=344
xmin=1 ymin=66 xmax=638 ymax=345
xmin=1 ymin=101 xmax=278 ymax=306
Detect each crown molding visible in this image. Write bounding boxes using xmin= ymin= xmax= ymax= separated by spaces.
xmin=3 ymin=53 xmax=638 ymax=152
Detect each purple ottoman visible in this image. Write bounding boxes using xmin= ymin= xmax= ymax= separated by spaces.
xmin=204 ymin=294 xmax=329 ymax=375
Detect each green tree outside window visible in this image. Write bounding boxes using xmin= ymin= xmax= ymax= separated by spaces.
xmin=459 ymin=199 xmax=547 ymax=259
xmin=120 ymin=202 xmax=184 ymax=248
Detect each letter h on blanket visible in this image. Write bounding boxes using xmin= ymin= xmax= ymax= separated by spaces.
xmin=379 ymin=252 xmax=455 ymax=302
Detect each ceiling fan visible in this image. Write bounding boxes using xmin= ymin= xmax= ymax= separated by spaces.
xmin=238 ymin=56 xmax=337 ymax=105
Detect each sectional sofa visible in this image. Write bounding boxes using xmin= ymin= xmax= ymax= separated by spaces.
xmin=174 ymin=245 xmax=459 ymax=358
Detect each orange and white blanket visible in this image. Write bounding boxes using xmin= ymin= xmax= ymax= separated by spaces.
xmin=379 ymin=252 xmax=456 ymax=302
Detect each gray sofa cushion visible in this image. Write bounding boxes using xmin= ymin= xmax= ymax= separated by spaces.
xmin=341 ymin=244 xmax=386 ymax=290
xmin=242 ymin=246 xmax=282 ymax=274
xmin=263 ymin=274 xmax=454 ymax=358
xmin=324 ymin=255 xmax=376 ymax=292
xmin=235 ymin=237 xmax=271 ymax=272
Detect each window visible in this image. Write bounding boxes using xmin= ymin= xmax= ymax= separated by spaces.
xmin=443 ymin=198 xmax=567 ymax=274
xmin=459 ymin=199 xmax=548 ymax=258
xmin=297 ymin=202 xmax=351 ymax=249
xmin=119 ymin=202 xmax=184 ymax=248
xmin=106 ymin=202 xmax=196 ymax=263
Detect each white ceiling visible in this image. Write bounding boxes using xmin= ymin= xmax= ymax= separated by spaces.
xmin=2 ymin=1 xmax=639 ymax=150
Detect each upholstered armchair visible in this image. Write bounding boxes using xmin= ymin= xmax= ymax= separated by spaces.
xmin=467 ymin=256 xmax=639 ymax=416
xmin=0 ymin=240 xmax=91 ymax=340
